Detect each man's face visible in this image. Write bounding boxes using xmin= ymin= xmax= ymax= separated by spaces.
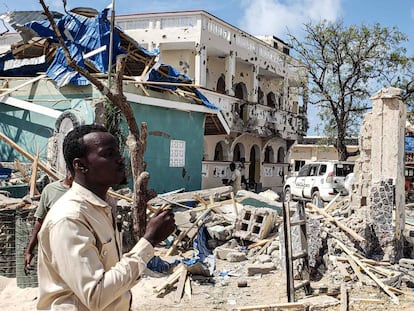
xmin=82 ymin=131 xmax=126 ymax=187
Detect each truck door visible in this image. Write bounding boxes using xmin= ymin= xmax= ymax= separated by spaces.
xmin=303 ymin=164 xmax=319 ymax=198
xmin=291 ymin=164 xmax=310 ymax=197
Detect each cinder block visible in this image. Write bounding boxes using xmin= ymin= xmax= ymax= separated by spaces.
xmin=233 ymin=206 xmax=277 ymax=242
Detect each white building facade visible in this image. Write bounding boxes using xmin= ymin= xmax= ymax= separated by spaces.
xmin=116 ymin=10 xmax=308 ymax=192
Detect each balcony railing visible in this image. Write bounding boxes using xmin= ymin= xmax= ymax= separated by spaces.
xmin=201 ymin=89 xmax=306 ymax=139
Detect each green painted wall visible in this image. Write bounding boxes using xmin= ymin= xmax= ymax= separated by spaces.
xmin=0 ymin=105 xmax=62 ymax=163
xmin=128 ymin=104 xmax=205 ymax=193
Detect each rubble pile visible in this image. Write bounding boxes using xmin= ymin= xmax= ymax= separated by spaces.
xmin=1 ymin=163 xmax=414 ymax=309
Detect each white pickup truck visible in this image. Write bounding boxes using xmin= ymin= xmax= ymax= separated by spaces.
xmin=283 ymin=161 xmax=354 ymax=206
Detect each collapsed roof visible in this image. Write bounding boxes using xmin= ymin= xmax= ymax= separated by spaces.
xmin=0 ymin=7 xmax=219 ymax=111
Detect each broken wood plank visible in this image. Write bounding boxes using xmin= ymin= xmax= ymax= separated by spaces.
xmin=347 ymin=255 xmax=369 ymax=285
xmin=165 ymin=205 xmax=214 ymax=256
xmin=154 ymin=265 xmax=185 ymax=295
xmin=236 ymin=302 xmax=305 ymax=311
xmin=336 ymin=261 xmax=351 ymax=282
xmin=324 ymin=193 xmax=341 ymax=212
xmin=184 ymin=275 xmax=192 ymax=300
xmin=350 ymin=298 xmax=383 ymax=304
xmin=335 ymin=256 xmax=391 ymax=266
xmin=307 ymin=203 xmax=365 ymax=242
xmin=149 ymin=186 xmax=233 ymax=205
xmin=174 ymin=267 xmax=188 ymax=303
xmin=29 ymin=149 xmax=40 ymax=197
xmin=340 ymin=282 xmax=348 ymax=311
xmin=335 ymin=239 xmax=399 ymax=304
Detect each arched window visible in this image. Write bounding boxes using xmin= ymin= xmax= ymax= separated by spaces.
xmin=277 ymin=147 xmax=285 ymax=163
xmin=214 ymin=142 xmax=224 ymax=161
xmin=267 ymin=92 xmax=276 ymax=108
xmin=216 ymin=75 xmax=226 ymax=94
xmin=233 ymin=143 xmax=245 ymax=162
xmin=264 ymin=146 xmax=274 ymax=163
xmin=234 ymin=82 xmax=247 ymax=100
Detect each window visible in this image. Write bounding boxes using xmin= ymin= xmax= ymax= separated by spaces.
xmin=234 ymin=82 xmax=247 ymax=100
xmin=214 ymin=142 xmax=224 ymax=161
xmin=264 ymin=146 xmax=274 ymax=163
xmin=309 ymin=165 xmax=319 ymax=176
xmin=267 ymin=92 xmax=276 ymax=108
xmin=319 ymin=164 xmax=327 ymax=175
xmin=298 ymin=165 xmax=310 ymax=177
xmin=216 ymin=75 xmax=226 ymax=94
xmin=294 ymin=160 xmax=305 ymax=172
xmin=277 ymin=147 xmax=285 ymax=163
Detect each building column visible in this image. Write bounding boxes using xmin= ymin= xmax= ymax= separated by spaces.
xmin=225 ymin=51 xmax=235 ymax=96
xmin=195 ymin=45 xmax=207 ymax=86
xmin=370 ymin=87 xmax=405 ymax=262
xmin=283 ymin=76 xmax=289 ymax=111
xmin=249 ymin=63 xmax=259 ymax=102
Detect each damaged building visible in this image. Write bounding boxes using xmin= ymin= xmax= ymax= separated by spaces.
xmin=0 ymin=9 xmax=308 ymax=194
xmin=115 ymin=10 xmax=308 ymax=192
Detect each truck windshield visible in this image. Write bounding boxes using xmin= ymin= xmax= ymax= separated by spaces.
xmin=334 ymin=163 xmax=354 ymax=177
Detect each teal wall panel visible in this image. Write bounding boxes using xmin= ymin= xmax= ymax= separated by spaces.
xmin=128 ymin=104 xmax=205 ymax=193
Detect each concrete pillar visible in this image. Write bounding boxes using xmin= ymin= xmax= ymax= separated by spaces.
xmin=370 ymin=87 xmax=405 ymax=262
xmin=249 ymin=63 xmax=259 ymax=102
xmin=195 ymin=45 xmax=207 ymax=86
xmin=225 ymin=51 xmax=235 ymax=96
xmin=283 ymin=76 xmax=289 ymax=111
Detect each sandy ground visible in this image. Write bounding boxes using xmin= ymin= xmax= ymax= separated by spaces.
xmin=2 ymin=258 xmax=414 ymax=311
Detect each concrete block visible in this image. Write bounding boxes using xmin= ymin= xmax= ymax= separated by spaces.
xmin=233 ymin=206 xmax=277 ymax=242
xmin=207 ymin=224 xmax=233 ymax=241
xmin=399 ymin=258 xmax=414 ymax=270
xmin=226 ymin=251 xmax=247 ymax=262
xmin=214 ymin=247 xmax=235 ymax=260
xmin=246 ymin=262 xmax=275 ymax=276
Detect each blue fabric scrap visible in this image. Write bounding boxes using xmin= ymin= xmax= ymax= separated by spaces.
xmin=182 ymin=225 xmax=215 ymax=276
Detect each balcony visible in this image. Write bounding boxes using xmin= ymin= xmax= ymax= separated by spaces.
xmin=201 ymin=89 xmax=306 ymax=139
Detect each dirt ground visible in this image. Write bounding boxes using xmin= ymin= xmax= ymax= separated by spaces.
xmin=1 ymin=255 xmax=414 ymax=311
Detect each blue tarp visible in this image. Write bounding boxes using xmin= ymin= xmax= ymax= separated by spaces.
xmin=25 ymin=8 xmax=123 ymax=87
xmin=148 ymin=64 xmax=219 ymax=110
xmin=0 ymin=9 xmax=218 ymax=110
xmin=182 ymin=225 xmax=215 ymax=276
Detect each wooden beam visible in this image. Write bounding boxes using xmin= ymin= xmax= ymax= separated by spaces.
xmin=335 ymin=239 xmax=399 ymax=304
xmin=340 ymin=282 xmax=348 ymax=311
xmin=29 ymin=149 xmax=40 ymax=197
xmin=1 ymin=132 xmax=59 ymax=180
xmin=165 ymin=205 xmax=214 ymax=256
xmin=236 ymin=302 xmax=305 ymax=311
xmin=323 ymin=193 xmax=341 ymax=212
xmin=174 ymin=267 xmax=188 ymax=303
xmin=307 ymin=203 xmax=365 ymax=242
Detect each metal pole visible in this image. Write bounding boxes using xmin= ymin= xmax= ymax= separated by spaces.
xmin=107 ymin=0 xmax=115 ymax=89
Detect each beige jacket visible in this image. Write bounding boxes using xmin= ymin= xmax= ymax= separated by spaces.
xmin=37 ymin=182 xmax=154 ymax=310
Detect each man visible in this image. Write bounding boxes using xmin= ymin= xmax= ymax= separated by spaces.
xmin=238 ymin=158 xmax=248 ymax=190
xmin=227 ymin=162 xmax=242 ymax=194
xmin=37 ymin=124 xmax=175 ymax=310
xmin=24 ymin=171 xmax=73 ymax=271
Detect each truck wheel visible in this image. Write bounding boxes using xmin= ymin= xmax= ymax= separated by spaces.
xmin=312 ymin=191 xmax=323 ymax=208
xmin=284 ymin=187 xmax=292 ymax=203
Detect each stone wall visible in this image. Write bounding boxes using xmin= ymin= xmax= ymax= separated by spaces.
xmin=349 ymin=87 xmax=405 ymax=263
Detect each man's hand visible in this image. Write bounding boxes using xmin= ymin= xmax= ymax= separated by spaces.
xmin=144 ymin=205 xmax=175 ymax=246
xmin=24 ymin=251 xmax=34 ymax=274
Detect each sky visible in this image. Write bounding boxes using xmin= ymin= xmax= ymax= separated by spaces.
xmin=1 ymin=0 xmax=414 ymax=134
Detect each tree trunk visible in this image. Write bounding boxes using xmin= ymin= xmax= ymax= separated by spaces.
xmin=40 ymin=1 xmax=152 ymax=240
